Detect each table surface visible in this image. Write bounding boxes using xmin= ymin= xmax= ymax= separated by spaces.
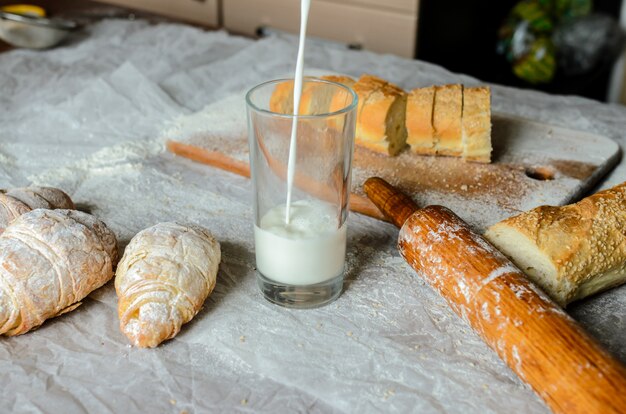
xmin=1 ymin=18 xmax=626 ymax=414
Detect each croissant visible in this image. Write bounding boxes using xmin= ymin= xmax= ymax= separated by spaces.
xmin=0 ymin=209 xmax=118 ymax=336
xmin=115 ymin=222 xmax=221 ymax=348
xmin=0 ymin=186 xmax=74 ymax=234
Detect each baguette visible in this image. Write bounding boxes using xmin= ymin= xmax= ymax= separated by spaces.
xmin=268 ymin=78 xmax=319 ymax=115
xmin=353 ymin=74 xmax=407 ymax=156
xmin=462 ymin=87 xmax=492 ymax=163
xmin=484 ymin=182 xmax=626 ymax=307
xmin=321 ymin=75 xmax=356 ymax=113
xmin=268 ymin=80 xmax=294 ymax=114
xmin=406 ymin=85 xmax=492 ymax=162
xmin=321 ymin=75 xmax=357 ymax=131
xmin=299 ymin=80 xmax=337 ymax=116
xmin=269 ymin=75 xmax=492 ymax=162
xmin=406 ymin=86 xmax=436 ymax=155
xmin=433 ymin=84 xmax=464 ymax=157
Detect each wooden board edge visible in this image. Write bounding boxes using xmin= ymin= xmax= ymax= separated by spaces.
xmin=492 ymin=112 xmax=622 ymax=156
xmin=574 ymin=144 xmax=623 ymax=199
xmin=166 ymin=140 xmax=251 ymax=178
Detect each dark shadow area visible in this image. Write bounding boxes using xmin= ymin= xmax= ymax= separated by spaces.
xmin=568 ymin=284 xmax=626 ymax=365
xmin=179 ymin=240 xmax=254 ymax=334
xmin=342 ymin=227 xmax=397 ymax=294
xmin=73 ymin=202 xmax=95 ymax=214
xmin=417 ymin=0 xmax=623 ymax=102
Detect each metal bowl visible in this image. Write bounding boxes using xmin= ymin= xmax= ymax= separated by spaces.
xmin=0 ymin=11 xmax=78 ymax=49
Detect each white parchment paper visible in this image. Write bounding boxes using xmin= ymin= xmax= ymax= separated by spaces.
xmin=1 ymin=19 xmax=625 ymax=414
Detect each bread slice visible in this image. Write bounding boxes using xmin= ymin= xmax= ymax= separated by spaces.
xmin=352 ymin=74 xmax=384 ymax=119
xmin=353 ymin=74 xmax=407 ymax=156
xmin=269 ymin=80 xmax=294 ymax=114
xmin=484 ymin=182 xmax=626 ymax=307
xmin=269 ymin=78 xmax=322 ymax=115
xmin=320 ymin=75 xmax=357 ymax=131
xmin=462 ymin=87 xmax=492 ymax=163
xmin=321 ymin=75 xmax=356 ymax=86
xmin=320 ymin=75 xmax=356 ymax=112
xmin=406 ymin=86 xmax=436 ymax=155
xmin=300 ymin=81 xmax=338 ymax=115
xmin=321 ymin=75 xmax=356 ymax=90
xmin=271 ymin=77 xmax=492 ymax=161
xmin=433 ymin=84 xmax=463 ymax=156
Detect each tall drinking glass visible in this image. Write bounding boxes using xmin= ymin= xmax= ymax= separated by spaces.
xmin=246 ymin=78 xmax=357 ymax=308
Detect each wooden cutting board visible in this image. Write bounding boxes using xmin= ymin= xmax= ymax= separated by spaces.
xmin=165 ymin=94 xmax=620 ymax=231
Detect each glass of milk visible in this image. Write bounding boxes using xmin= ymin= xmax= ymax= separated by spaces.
xmin=246 ymin=78 xmax=357 ymax=308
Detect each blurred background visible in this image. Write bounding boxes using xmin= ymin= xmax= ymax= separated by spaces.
xmin=1 ymin=0 xmax=625 ymax=104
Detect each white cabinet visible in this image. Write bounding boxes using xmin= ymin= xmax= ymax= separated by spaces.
xmin=97 ymin=0 xmax=419 ymax=58
xmin=100 ymin=0 xmax=219 ymax=27
xmin=223 ymin=0 xmax=419 ymax=58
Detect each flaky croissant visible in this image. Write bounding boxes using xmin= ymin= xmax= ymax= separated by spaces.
xmin=0 ymin=209 xmax=118 ymax=336
xmin=0 ymin=186 xmax=74 ymax=234
xmin=115 ymin=222 xmax=221 ymax=348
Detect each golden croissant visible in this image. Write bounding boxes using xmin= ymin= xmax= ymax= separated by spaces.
xmin=115 ymin=222 xmax=221 ymax=348
xmin=0 ymin=186 xmax=74 ymax=234
xmin=0 ymin=209 xmax=118 ymax=336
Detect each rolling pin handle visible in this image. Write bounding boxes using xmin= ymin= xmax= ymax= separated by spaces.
xmin=363 ymin=177 xmax=419 ymax=228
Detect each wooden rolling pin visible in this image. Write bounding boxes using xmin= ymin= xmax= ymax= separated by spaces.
xmin=364 ymin=177 xmax=626 ymax=414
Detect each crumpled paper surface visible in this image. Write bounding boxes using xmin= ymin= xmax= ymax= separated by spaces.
xmin=1 ymin=19 xmax=625 ymax=414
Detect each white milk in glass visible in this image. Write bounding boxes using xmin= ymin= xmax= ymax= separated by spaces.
xmin=255 ymin=200 xmax=346 ymax=285
xmin=254 ymin=0 xmax=347 ymax=286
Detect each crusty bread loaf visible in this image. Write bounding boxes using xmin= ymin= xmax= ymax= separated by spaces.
xmin=462 ymin=87 xmax=492 ymax=163
xmin=116 ymin=222 xmax=220 ymax=348
xmin=268 ymin=75 xmax=492 ymax=161
xmin=0 ymin=186 xmax=74 ymax=234
xmin=406 ymin=86 xmax=436 ymax=155
xmin=353 ymin=74 xmax=407 ymax=156
xmin=352 ymin=74 xmax=382 ymax=119
xmin=299 ymin=81 xmax=337 ymax=116
xmin=0 ymin=209 xmax=117 ymax=335
xmin=321 ymin=75 xmax=356 ymax=86
xmin=269 ymin=80 xmax=294 ymax=114
xmin=320 ymin=75 xmax=357 ymax=131
xmin=270 ymin=77 xmax=352 ymax=117
xmin=269 ymin=78 xmax=320 ymax=115
xmin=433 ymin=84 xmax=464 ymax=157
xmin=484 ymin=182 xmax=626 ymax=307
xmin=406 ymin=84 xmax=492 ymax=162
xmin=321 ymin=75 xmax=356 ymax=113
xmin=321 ymin=76 xmax=355 ymax=89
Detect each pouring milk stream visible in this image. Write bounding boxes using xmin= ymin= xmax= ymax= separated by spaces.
xmin=285 ymin=0 xmax=311 ymax=224
xmin=254 ymin=0 xmax=348 ymax=286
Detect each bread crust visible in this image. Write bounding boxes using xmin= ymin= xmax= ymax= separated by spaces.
xmin=485 ymin=182 xmax=626 ymax=306
xmin=462 ymin=87 xmax=492 ymax=163
xmin=270 ymin=75 xmax=492 ymax=161
xmin=406 ymin=86 xmax=436 ymax=155
xmin=354 ymin=74 xmax=407 ymax=156
xmin=269 ymin=80 xmax=293 ymax=114
xmin=320 ymin=75 xmax=355 ymax=88
xmin=353 ymin=74 xmax=385 ymax=120
xmin=433 ymin=84 xmax=463 ymax=156
xmin=0 ymin=187 xmax=74 ymax=234
xmin=321 ymin=75 xmax=356 ymax=114
xmin=269 ymin=78 xmax=319 ymax=115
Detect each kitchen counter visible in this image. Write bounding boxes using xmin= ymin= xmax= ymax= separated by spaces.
xmin=1 ymin=18 xmax=625 ymax=414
